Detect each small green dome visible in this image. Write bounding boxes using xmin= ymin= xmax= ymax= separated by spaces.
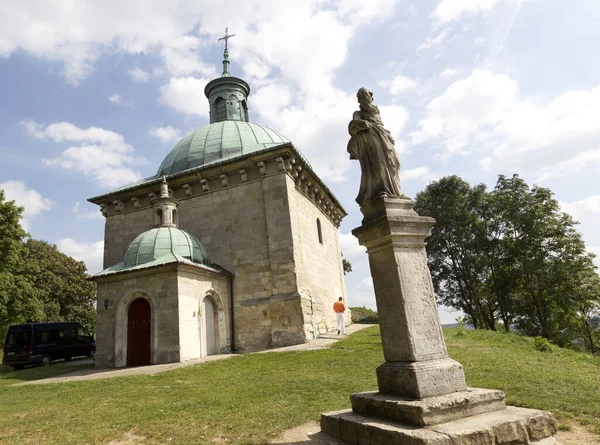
xmin=123 ymin=227 xmax=209 ymax=268
xmin=156 ymin=121 xmax=289 ymax=176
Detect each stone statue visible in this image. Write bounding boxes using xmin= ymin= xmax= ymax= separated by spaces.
xmin=347 ymin=87 xmax=403 ymax=204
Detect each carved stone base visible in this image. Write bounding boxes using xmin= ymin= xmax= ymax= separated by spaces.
xmin=376 ymin=359 xmax=467 ymax=399
xmin=351 ymin=388 xmax=506 ymax=427
xmin=321 ymin=404 xmax=559 ymax=445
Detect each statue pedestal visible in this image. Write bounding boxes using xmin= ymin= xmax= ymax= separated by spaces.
xmin=321 ymin=197 xmax=559 ymax=444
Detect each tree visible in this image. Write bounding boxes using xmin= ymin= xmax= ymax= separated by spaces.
xmin=0 ymin=191 xmax=41 ymax=339
xmin=492 ymin=175 xmax=596 ymax=342
xmin=415 ymin=174 xmax=600 ymax=350
xmin=24 ymin=240 xmax=97 ymax=333
xmin=341 ymin=253 xmax=353 ymax=275
xmin=414 ymin=176 xmax=495 ymax=329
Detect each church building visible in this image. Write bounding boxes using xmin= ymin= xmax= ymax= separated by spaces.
xmin=89 ymin=40 xmax=348 ymax=368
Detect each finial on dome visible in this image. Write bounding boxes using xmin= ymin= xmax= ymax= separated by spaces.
xmin=218 ymin=27 xmax=235 ymax=77
xmin=160 ymin=172 xmax=169 ymax=198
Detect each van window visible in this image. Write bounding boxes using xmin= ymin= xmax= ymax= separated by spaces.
xmin=78 ymin=327 xmax=90 ymax=338
xmin=35 ymin=330 xmax=61 ymax=345
xmin=63 ymin=329 xmax=77 ymax=340
xmin=7 ymin=332 xmax=29 ymax=346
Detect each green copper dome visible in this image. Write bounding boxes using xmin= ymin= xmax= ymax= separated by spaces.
xmin=156 ymin=121 xmax=290 ymax=176
xmin=123 ymin=227 xmax=209 ymax=268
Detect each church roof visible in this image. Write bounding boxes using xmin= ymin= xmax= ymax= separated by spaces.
xmin=93 ymin=227 xmax=225 ymax=277
xmin=156 ymin=121 xmax=290 ymax=176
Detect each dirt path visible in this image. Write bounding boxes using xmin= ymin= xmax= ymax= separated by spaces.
xmin=15 ymin=324 xmax=373 ymax=386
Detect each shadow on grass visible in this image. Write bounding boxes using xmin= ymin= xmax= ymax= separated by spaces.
xmin=0 ymin=357 xmax=95 ymax=385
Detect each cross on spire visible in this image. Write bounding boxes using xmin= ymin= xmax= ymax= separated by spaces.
xmin=218 ymin=27 xmax=236 ymax=50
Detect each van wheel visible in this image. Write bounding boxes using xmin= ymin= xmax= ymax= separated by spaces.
xmin=41 ymin=355 xmax=51 ymax=366
xmin=87 ymin=350 xmax=95 ymax=359
xmin=12 ymin=365 xmax=24 ymax=371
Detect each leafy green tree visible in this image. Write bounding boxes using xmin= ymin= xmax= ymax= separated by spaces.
xmin=24 ymin=240 xmax=97 ymax=333
xmin=341 ymin=253 xmax=353 ymax=275
xmin=415 ymin=174 xmax=600 ymax=350
xmin=0 ymin=191 xmax=42 ymax=339
xmin=414 ymin=176 xmax=495 ymax=329
xmin=492 ymin=175 xmax=596 ymax=342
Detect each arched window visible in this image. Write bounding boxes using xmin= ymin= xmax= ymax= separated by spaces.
xmin=317 ymin=218 xmax=323 ymax=244
xmin=172 ymin=209 xmax=177 ymax=226
xmin=155 ymin=208 xmax=163 ymax=226
xmin=215 ymin=97 xmax=226 ymax=121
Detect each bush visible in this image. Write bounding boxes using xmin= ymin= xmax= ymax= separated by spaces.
xmin=534 ymin=336 xmax=553 ymax=352
xmin=349 ymin=306 xmax=379 ymax=324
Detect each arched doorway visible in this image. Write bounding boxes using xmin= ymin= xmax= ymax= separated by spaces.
xmin=127 ymin=298 xmax=151 ymax=366
xmin=202 ymin=297 xmax=217 ymax=356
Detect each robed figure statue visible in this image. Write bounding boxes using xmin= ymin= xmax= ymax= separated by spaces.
xmin=347 ymin=87 xmax=403 ymax=204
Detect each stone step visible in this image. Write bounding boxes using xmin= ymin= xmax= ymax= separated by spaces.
xmin=350 ymin=387 xmax=506 ymax=426
xmin=321 ymin=405 xmax=558 ymax=445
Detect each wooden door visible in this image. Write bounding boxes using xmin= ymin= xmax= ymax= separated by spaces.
xmin=127 ymin=298 xmax=151 ymax=366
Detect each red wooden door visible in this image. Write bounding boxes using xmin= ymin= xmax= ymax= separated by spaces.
xmin=127 ymin=298 xmax=151 ymax=366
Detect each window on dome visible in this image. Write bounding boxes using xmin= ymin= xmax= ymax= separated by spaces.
xmin=172 ymin=209 xmax=177 ymax=226
xmin=155 ymin=209 xmax=163 ymax=226
xmin=215 ymin=97 xmax=226 ymax=121
xmin=241 ymin=100 xmax=248 ymax=121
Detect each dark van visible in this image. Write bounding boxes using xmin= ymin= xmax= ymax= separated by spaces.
xmin=3 ymin=322 xmax=95 ymax=370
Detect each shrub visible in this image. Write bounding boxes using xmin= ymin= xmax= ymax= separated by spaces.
xmin=349 ymin=306 xmax=379 ymax=324
xmin=534 ymin=336 xmax=553 ymax=352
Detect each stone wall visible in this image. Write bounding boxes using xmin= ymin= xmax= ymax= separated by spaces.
xmin=177 ymin=268 xmax=231 ymax=359
xmin=94 ymin=267 xmax=180 ymax=368
xmin=93 ymin=146 xmax=347 ymax=351
xmin=287 ymin=176 xmax=348 ymax=338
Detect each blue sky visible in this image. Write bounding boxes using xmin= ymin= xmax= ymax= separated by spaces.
xmin=1 ymin=0 xmax=599 ymax=324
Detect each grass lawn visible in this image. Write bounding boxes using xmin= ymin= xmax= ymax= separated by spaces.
xmin=0 ymin=327 xmax=598 ymax=444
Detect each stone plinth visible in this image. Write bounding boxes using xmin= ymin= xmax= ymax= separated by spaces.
xmin=321 ymin=406 xmax=559 ymax=445
xmin=350 ymin=388 xmax=506 ymax=427
xmin=352 ymin=197 xmax=466 ymax=398
xmin=320 ymin=197 xmax=559 ymax=444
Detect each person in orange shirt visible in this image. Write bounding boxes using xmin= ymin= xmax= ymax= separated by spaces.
xmin=333 ymin=297 xmax=346 ymax=335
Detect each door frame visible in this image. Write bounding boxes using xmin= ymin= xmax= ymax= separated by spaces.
xmin=115 ymin=290 xmax=158 ymax=368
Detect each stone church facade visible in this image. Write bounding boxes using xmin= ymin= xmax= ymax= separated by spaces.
xmin=89 ymin=47 xmax=348 ymax=368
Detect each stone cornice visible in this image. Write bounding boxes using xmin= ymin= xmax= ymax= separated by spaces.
xmin=90 ymin=144 xmax=346 ymax=227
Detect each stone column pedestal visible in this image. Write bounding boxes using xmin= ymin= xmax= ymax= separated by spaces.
xmin=321 ymin=197 xmax=559 ymax=444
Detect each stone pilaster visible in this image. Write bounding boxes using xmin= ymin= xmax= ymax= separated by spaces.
xmin=352 ymin=197 xmax=466 ymax=399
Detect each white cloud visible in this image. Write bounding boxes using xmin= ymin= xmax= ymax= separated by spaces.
xmin=439 ymin=68 xmax=458 ymax=78
xmin=339 ymin=232 xmax=366 ymax=263
xmin=128 ymin=66 xmax=150 ymax=82
xmin=411 ymin=69 xmax=517 ymax=154
xmin=149 ymin=126 xmax=182 ymax=144
xmin=413 ymin=70 xmax=600 ymax=181
xmin=73 ymin=201 xmax=103 ymax=220
xmin=418 ymin=30 xmax=449 ymax=50
xmin=560 ymin=196 xmax=600 ymax=221
xmin=108 ymin=94 xmax=122 ymax=103
xmin=1 ymin=0 xmax=406 ymax=183
xmin=23 ymin=119 xmax=144 ymax=188
xmin=433 ymin=0 xmax=505 ymax=23
xmin=361 ymin=277 xmax=373 ymax=289
xmin=402 ymin=167 xmax=431 ymax=181
xmin=0 ymin=0 xmax=401 ymax=86
xmin=0 ymin=180 xmax=53 ymax=230
xmin=57 ymin=238 xmax=104 ymax=274
xmin=158 ymin=76 xmax=211 ymax=117
xmin=378 ymin=74 xmax=418 ymax=95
